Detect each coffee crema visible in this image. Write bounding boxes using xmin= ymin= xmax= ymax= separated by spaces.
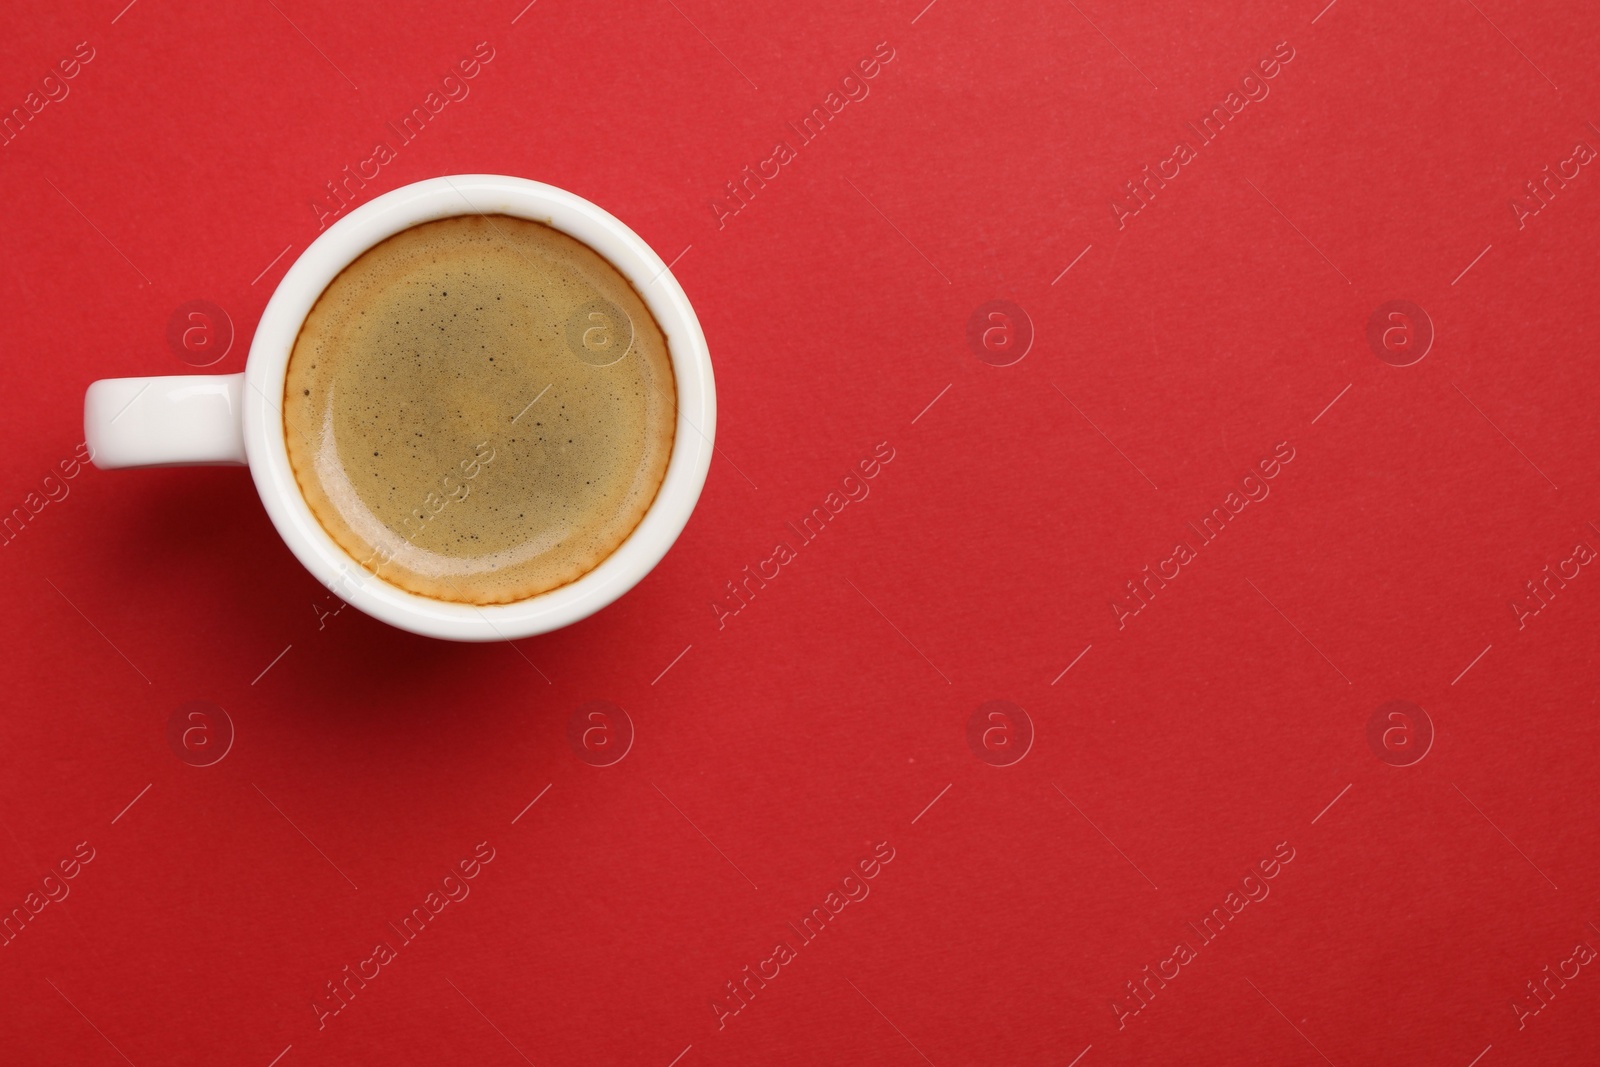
xmin=283 ymin=214 xmax=676 ymax=605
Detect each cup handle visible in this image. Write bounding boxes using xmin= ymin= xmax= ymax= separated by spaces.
xmin=84 ymin=374 xmax=249 ymax=469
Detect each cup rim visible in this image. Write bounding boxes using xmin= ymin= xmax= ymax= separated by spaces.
xmin=241 ymin=175 xmax=715 ymax=641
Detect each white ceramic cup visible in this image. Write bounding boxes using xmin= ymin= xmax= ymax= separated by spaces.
xmin=84 ymin=175 xmax=715 ymax=641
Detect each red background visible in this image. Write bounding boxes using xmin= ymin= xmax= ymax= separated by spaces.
xmin=2 ymin=1 xmax=1598 ymax=1064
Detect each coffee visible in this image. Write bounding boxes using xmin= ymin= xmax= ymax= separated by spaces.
xmin=283 ymin=214 xmax=676 ymax=605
